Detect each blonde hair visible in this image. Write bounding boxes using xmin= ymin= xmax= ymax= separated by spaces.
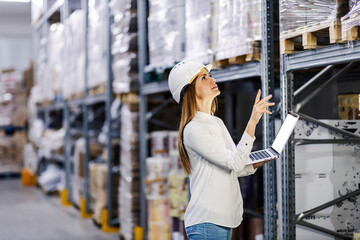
xmin=178 ymin=79 xmax=217 ymax=175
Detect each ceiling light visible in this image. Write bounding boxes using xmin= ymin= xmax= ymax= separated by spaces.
xmin=0 ymin=0 xmax=30 ymax=2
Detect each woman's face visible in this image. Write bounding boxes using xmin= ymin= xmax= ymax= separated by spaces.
xmin=194 ymin=69 xmax=220 ymax=101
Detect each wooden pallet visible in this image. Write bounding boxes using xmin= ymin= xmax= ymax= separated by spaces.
xmin=89 ymin=83 xmax=106 ymax=96
xmin=341 ymin=14 xmax=360 ymax=41
xmin=115 ymin=92 xmax=139 ymax=103
xmin=214 ymin=41 xmax=262 ymax=68
xmin=36 ymin=99 xmax=55 ymax=107
xmin=69 ymin=91 xmax=84 ymax=100
xmin=280 ymin=20 xmax=342 ymax=54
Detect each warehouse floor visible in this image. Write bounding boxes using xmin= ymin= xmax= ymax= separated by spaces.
xmin=0 ymin=179 xmax=118 ymax=240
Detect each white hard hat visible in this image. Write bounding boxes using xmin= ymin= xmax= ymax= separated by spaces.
xmin=168 ymin=61 xmax=212 ymax=103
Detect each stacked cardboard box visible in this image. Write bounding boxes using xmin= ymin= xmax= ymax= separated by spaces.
xmin=90 ymin=162 xmax=119 ymax=225
xmin=147 ymin=130 xmax=187 ymax=240
xmin=72 ymin=138 xmax=103 ymax=206
xmin=0 ymin=69 xmax=27 ymax=127
xmin=119 ymin=101 xmax=141 ymax=240
xmin=0 ymin=132 xmax=26 ymax=173
xmin=338 ymin=94 xmax=360 ymax=120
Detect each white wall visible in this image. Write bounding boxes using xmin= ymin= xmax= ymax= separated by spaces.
xmin=0 ymin=2 xmax=33 ymax=72
xmin=0 ymin=37 xmax=33 ymax=72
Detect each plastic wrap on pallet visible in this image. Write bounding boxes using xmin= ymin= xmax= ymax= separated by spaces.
xmin=0 ymin=87 xmax=27 ymax=127
xmin=109 ymin=0 xmax=137 ymax=14
xmin=341 ymin=1 xmax=360 ymax=42
xmin=110 ymin=0 xmax=138 ymax=95
xmin=248 ymin=0 xmax=262 ymax=41
xmin=73 ymin=138 xmax=85 ymax=206
xmin=112 ymin=33 xmax=138 ymax=54
xmin=280 ymin=0 xmax=349 ymax=32
xmin=111 ymin=11 xmax=138 ymax=35
xmin=36 ymin=35 xmax=55 ymax=101
xmin=48 ymin=23 xmax=65 ymax=99
xmin=88 ymin=0 xmax=108 ymax=89
xmin=38 ymin=164 xmax=64 ymax=193
xmin=185 ymin=0 xmax=213 ymax=64
xmin=147 ymin=0 xmax=185 ymax=69
xmin=119 ymin=102 xmax=140 ymax=239
xmin=216 ymin=0 xmax=252 ymax=60
xmin=62 ymin=10 xmax=85 ymax=99
xmin=23 ymin=143 xmax=37 ymax=175
xmin=37 ymin=128 xmax=65 ymax=160
xmin=112 ymin=53 xmax=139 ymax=94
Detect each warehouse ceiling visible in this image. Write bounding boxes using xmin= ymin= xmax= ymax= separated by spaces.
xmin=0 ymin=2 xmax=30 ymax=16
xmin=0 ymin=1 xmax=31 ymax=37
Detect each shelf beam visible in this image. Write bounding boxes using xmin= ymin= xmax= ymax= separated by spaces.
xmin=285 ymin=41 xmax=360 ymax=72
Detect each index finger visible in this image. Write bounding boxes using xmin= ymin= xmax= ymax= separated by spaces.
xmin=255 ymin=89 xmax=261 ymax=104
xmin=258 ymin=94 xmax=272 ymax=104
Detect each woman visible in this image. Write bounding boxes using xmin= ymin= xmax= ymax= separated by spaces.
xmin=168 ymin=61 xmax=275 ymax=240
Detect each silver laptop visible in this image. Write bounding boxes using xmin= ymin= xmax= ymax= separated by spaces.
xmin=246 ymin=112 xmax=299 ymax=165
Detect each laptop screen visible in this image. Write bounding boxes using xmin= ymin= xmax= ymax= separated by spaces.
xmin=271 ymin=113 xmax=299 ymax=154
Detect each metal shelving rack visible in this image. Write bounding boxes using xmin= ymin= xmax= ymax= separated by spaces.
xmin=279 ymin=24 xmax=360 ymax=240
xmin=137 ymin=0 xmax=277 ymax=238
xmin=33 ymin=0 xmax=118 ymax=229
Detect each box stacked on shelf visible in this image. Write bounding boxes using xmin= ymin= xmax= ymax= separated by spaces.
xmin=90 ymin=162 xmax=119 ymax=225
xmin=119 ymin=100 xmax=141 ymax=240
xmin=147 ymin=130 xmax=187 ymax=240
xmin=338 ymin=93 xmax=360 ymax=119
xmin=0 ymin=69 xmax=27 ymax=174
xmin=0 ymin=131 xmax=26 ymax=174
xmin=72 ymin=138 xmax=103 ymax=206
xmin=147 ymin=0 xmax=185 ymax=69
xmin=0 ymin=88 xmax=27 ymax=127
xmin=110 ymin=0 xmax=139 ymax=94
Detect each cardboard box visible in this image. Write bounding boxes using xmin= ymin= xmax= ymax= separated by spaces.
xmin=338 ymin=94 xmax=360 ymax=120
xmin=0 ymin=132 xmax=26 ymax=173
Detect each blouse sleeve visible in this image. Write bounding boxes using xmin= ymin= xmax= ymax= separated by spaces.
xmin=184 ymin=124 xmax=256 ymax=173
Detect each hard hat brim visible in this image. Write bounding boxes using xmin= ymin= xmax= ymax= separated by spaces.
xmin=179 ymin=63 xmax=213 ymax=103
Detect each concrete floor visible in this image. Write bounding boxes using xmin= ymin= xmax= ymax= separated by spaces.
xmin=0 ymin=179 xmax=119 ymax=240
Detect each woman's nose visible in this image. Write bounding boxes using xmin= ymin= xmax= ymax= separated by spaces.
xmin=211 ymin=77 xmax=216 ymax=83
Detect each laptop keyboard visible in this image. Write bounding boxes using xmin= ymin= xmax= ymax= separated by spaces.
xmin=250 ymin=150 xmax=272 ymax=161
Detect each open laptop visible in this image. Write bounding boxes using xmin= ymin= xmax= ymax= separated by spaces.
xmin=246 ymin=112 xmax=299 ymax=165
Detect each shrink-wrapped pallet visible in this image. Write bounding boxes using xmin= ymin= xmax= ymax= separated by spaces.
xmin=119 ymin=102 xmax=140 ymax=240
xmin=62 ymin=10 xmax=85 ymax=99
xmin=216 ymin=0 xmax=261 ymax=60
xmin=88 ymin=0 xmax=108 ymax=88
xmin=185 ymin=0 xmax=213 ymax=64
xmin=110 ymin=0 xmax=139 ymax=94
xmin=147 ymin=0 xmax=185 ymax=69
xmin=280 ymin=0 xmax=349 ymax=32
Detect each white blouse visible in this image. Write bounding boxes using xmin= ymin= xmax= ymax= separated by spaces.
xmin=183 ymin=111 xmax=256 ymax=228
